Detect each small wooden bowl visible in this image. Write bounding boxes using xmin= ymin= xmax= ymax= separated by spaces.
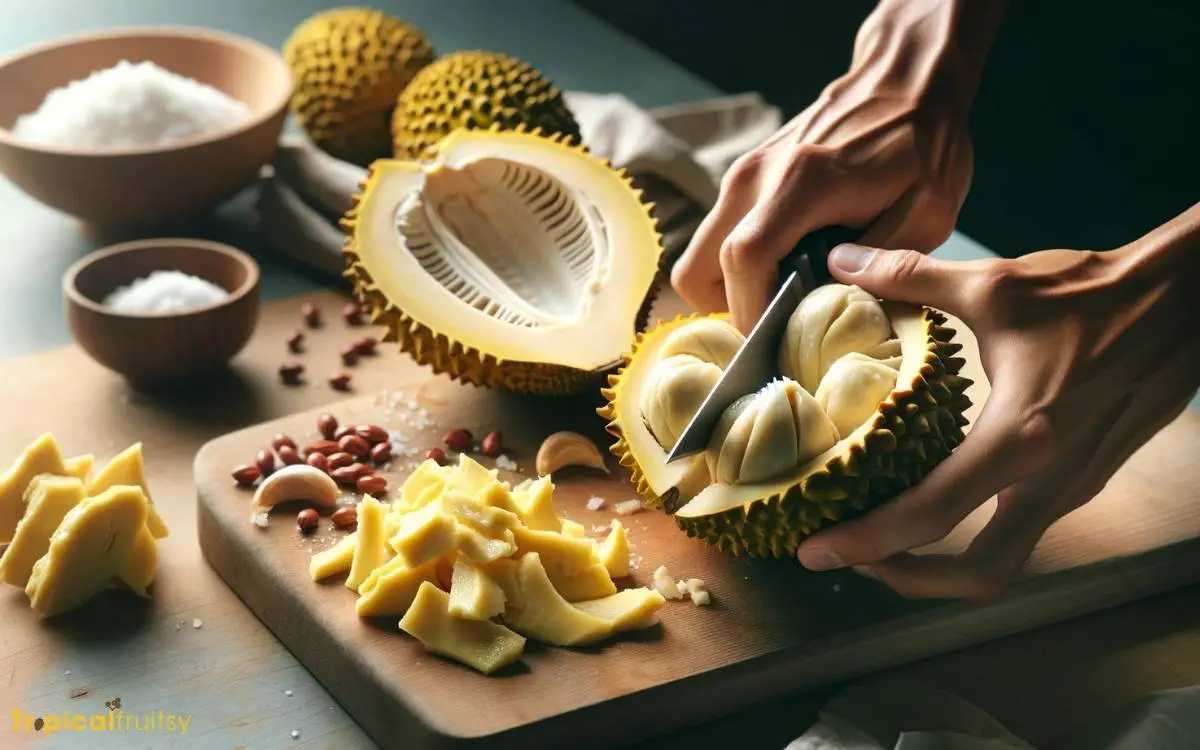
xmin=63 ymin=238 xmax=261 ymax=386
xmin=0 ymin=26 xmax=292 ymax=231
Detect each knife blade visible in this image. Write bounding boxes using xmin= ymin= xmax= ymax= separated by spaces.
xmin=664 ymin=225 xmax=860 ymax=463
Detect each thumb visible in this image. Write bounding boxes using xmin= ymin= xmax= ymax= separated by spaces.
xmin=825 ymin=243 xmax=976 ymax=317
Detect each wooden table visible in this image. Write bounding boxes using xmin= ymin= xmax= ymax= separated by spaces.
xmin=0 ymin=2 xmax=1195 ymax=749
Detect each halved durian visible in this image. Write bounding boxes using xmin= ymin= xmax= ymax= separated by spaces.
xmin=598 ymin=284 xmax=974 ymax=558
xmin=342 ymin=126 xmax=665 ymax=395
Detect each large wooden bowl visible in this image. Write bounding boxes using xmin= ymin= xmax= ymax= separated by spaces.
xmin=63 ymin=238 xmax=261 ymax=387
xmin=0 ymin=26 xmax=292 ymax=230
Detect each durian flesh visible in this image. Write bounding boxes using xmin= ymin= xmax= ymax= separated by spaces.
xmin=599 ymin=283 xmax=974 ymax=558
xmin=342 ymin=127 xmax=664 ymax=395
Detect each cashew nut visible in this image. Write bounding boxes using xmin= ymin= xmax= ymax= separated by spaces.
xmin=535 ymin=431 xmax=609 ymax=476
xmin=250 ymin=464 xmax=341 ymax=527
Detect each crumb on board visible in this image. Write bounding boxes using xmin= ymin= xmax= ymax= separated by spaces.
xmin=614 ymin=499 xmax=643 ymax=516
xmin=653 ymin=565 xmax=711 ymax=605
xmin=586 ymin=495 xmax=606 ymax=511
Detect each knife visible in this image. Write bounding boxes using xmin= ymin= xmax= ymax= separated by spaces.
xmin=664 ymin=225 xmax=860 ymax=463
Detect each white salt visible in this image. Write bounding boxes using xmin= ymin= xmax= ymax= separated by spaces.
xmin=614 ymin=499 xmax=644 ymax=516
xmin=494 ymin=454 xmax=518 ymax=472
xmin=13 ymin=60 xmax=251 ymax=149
xmin=103 ymin=269 xmax=229 ymax=313
xmin=585 ymin=496 xmax=606 ymax=511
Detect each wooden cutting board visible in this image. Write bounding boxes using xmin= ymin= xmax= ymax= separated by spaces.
xmin=194 ymin=295 xmax=1200 ymax=750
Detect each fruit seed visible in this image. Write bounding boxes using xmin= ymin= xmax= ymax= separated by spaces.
xmin=317 ymin=413 xmax=339 ymax=440
xmin=286 ymin=330 xmax=305 ymax=353
xmin=480 ymin=430 xmax=503 ymax=458
xmin=329 ymin=372 xmax=352 ymax=391
xmin=423 ymin=447 xmax=446 ymax=465
xmin=338 ymin=434 xmax=370 ymax=458
xmin=296 ymin=508 xmax=319 ymax=533
xmin=331 ymin=463 xmax=372 ymax=485
xmin=303 ymin=439 xmax=339 ymax=457
xmin=272 ymin=433 xmax=296 ymax=452
xmin=370 ymin=441 xmax=392 ymax=463
xmin=305 ymin=452 xmax=329 ymax=472
xmin=231 ymin=464 xmax=260 ymax=486
xmin=279 ymin=362 xmax=304 ymax=385
xmin=255 ymin=449 xmax=275 ymax=476
xmin=277 ymin=445 xmax=302 ymax=465
xmin=357 ymin=475 xmax=387 ymax=495
xmin=443 ymin=428 xmax=473 ymax=452
xmin=331 ymin=506 xmax=358 ymax=529
xmin=356 ymin=424 xmax=389 ymax=445
xmin=301 ymin=302 xmax=320 ymax=328
xmin=333 ymin=425 xmax=355 ymax=441
xmin=327 ymin=452 xmax=355 ymax=471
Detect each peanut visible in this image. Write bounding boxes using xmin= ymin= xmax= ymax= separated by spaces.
xmin=330 ymin=463 xmax=372 ymax=485
xmin=327 ymin=452 xmax=355 ymax=471
xmin=423 ymin=447 xmax=446 ymax=465
xmin=333 ymin=425 xmax=355 ymax=441
xmin=279 ymin=362 xmax=304 ymax=385
xmin=480 ymin=430 xmax=503 ymax=457
xmin=370 ymin=441 xmax=391 ymax=463
xmin=353 ymin=337 xmax=377 ymax=356
xmin=255 ymin=449 xmax=275 ymax=476
xmin=357 ymin=475 xmax=387 ymax=495
xmin=356 ymin=424 xmax=389 ymax=445
xmin=286 ymin=330 xmax=305 ymax=353
xmin=329 ymin=372 xmax=352 ymax=391
xmin=338 ymin=434 xmax=370 ymax=458
xmin=297 ymin=508 xmax=319 ymax=533
xmin=443 ymin=428 xmax=473 ymax=452
xmin=342 ymin=301 xmax=363 ymax=326
xmin=231 ymin=464 xmax=261 ymax=487
xmin=303 ymin=439 xmax=339 ymax=457
xmin=272 ymin=433 xmax=296 ymax=452
xmin=301 ymin=302 xmax=320 ymax=328
xmin=331 ymin=506 xmax=358 ymax=529
xmin=305 ymin=453 xmax=329 ymax=472
xmin=277 ymin=445 xmax=302 ymax=465
xmin=340 ymin=345 xmax=359 ymax=367
xmin=317 ymin=413 xmax=339 ymax=440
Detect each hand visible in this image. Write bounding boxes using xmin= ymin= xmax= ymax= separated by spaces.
xmin=670 ymin=0 xmax=1004 ymax=333
xmin=796 ymin=204 xmax=1200 ymax=601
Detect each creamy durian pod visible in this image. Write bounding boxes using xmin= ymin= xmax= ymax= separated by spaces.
xmin=656 ymin=317 xmax=744 ymax=370
xmin=778 ymin=284 xmax=895 ymax=393
xmin=815 ymin=352 xmax=903 ymax=437
xmin=705 ymin=378 xmax=839 ymax=485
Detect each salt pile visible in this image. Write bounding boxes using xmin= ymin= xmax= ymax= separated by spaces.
xmin=12 ymin=60 xmax=251 ymax=149
xmin=103 ymin=270 xmax=230 ymax=313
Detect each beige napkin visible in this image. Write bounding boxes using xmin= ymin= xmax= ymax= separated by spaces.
xmin=253 ymin=90 xmax=783 ymax=278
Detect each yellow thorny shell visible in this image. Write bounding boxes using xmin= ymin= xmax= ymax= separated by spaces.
xmin=284 ymin=7 xmax=436 ymax=166
xmin=391 ymin=50 xmax=582 ymax=161
xmin=598 ymin=284 xmax=976 ymax=558
xmin=341 ymin=125 xmax=665 ymax=395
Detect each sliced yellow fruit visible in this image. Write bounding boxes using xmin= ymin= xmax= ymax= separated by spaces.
xmin=87 ymin=443 xmax=169 ymax=539
xmin=355 ymin=556 xmax=440 ymax=617
xmin=346 ymin=495 xmax=389 ymax=592
xmin=0 ymin=434 xmax=67 ymax=543
xmin=399 ymin=581 xmax=526 ymax=675
xmin=448 ymin=557 xmax=506 ymax=620
xmin=598 ymin=520 xmax=630 ymax=578
xmin=0 ymin=474 xmax=85 ymax=588
xmin=310 ymin=532 xmax=358 ymax=582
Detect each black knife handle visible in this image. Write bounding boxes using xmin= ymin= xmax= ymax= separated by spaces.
xmin=779 ymin=225 xmax=861 ymax=285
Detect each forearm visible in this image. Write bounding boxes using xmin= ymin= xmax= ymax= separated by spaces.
xmin=1114 ymin=201 xmax=1200 ymax=293
xmin=847 ymin=0 xmax=1008 ymax=117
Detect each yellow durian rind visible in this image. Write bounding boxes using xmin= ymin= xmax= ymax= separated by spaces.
xmin=340 ymin=124 xmax=666 ymax=395
xmin=598 ymin=304 xmax=974 ymax=558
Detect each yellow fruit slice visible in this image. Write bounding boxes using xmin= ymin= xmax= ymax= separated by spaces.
xmin=0 ymin=475 xmax=84 ymax=588
xmin=399 ymin=581 xmax=526 ymax=675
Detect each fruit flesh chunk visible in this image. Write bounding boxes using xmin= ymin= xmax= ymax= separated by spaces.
xmin=448 ymin=557 xmax=506 ymax=620
xmin=87 ymin=443 xmax=169 ymax=539
xmin=0 ymin=434 xmax=67 ymax=543
xmin=0 ymin=475 xmax=85 ymax=588
xmin=399 ymin=582 xmax=526 ymax=675
xmin=778 ymin=283 xmax=894 ymax=393
xmin=25 ymin=485 xmax=149 ymax=618
xmin=347 ymin=495 xmax=389 ymax=592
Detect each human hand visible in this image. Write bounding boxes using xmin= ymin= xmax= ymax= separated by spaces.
xmin=796 ymin=203 xmax=1200 ymax=601
xmin=670 ymin=0 xmax=1004 ymax=333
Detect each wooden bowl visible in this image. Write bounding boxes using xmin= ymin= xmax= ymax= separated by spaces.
xmin=0 ymin=26 xmax=292 ymax=230
xmin=63 ymin=238 xmax=261 ymax=386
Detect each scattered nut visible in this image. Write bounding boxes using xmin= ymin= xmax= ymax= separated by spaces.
xmin=338 ymin=434 xmax=370 ymax=458
xmin=255 ymin=449 xmax=275 ymax=477
xmin=330 ymin=463 xmax=372 ymax=486
xmin=423 ymin=447 xmax=446 ymax=465
xmin=297 ymin=508 xmax=319 ymax=533
xmin=249 ymin=465 xmax=340 ymax=526
xmin=317 ymin=414 xmax=339 ymax=440
xmin=535 ymin=431 xmax=610 ymax=476
xmin=327 ymin=452 xmax=355 ymax=471
xmin=340 ymin=345 xmax=359 ymax=367
xmin=279 ymin=362 xmax=304 ymax=385
xmin=333 ymin=425 xmax=356 ymax=441
xmin=480 ymin=430 xmax=503 ymax=457
xmin=277 ymin=445 xmax=302 ymax=465
xmin=443 ymin=428 xmax=473 ymax=452
xmin=370 ymin=442 xmax=392 ymax=463
xmin=301 ymin=302 xmax=321 ymax=328
xmin=342 ymin=301 xmax=363 ymax=326
xmin=356 ymin=424 xmax=388 ymax=445
xmin=331 ymin=506 xmax=358 ymax=529
xmin=303 ymin=439 xmax=339 ymax=457
xmin=286 ymin=331 xmax=305 ymax=353
xmin=353 ymin=337 xmax=377 ymax=356
xmin=272 ymin=434 xmax=297 ymax=452
xmin=357 ymin=475 xmax=387 ymax=495
xmin=329 ymin=372 xmax=352 ymax=391
xmin=305 ymin=453 xmax=329 ymax=472
xmin=232 ymin=464 xmax=261 ymax=487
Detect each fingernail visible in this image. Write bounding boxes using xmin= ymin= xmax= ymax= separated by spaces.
xmin=828 ymin=243 xmax=875 ymax=273
xmin=798 ymin=546 xmax=844 ymax=571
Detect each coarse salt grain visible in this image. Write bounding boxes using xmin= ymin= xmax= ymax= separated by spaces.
xmin=585 ymin=496 xmax=606 ymax=511
xmin=614 ymin=499 xmax=644 ymax=516
xmin=103 ymin=270 xmax=230 ymax=313
xmin=494 ymin=454 xmax=518 ymax=472
xmin=13 ymin=60 xmax=251 ymax=149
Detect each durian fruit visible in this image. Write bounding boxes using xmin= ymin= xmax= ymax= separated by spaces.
xmin=283 ymin=7 xmax=436 ymax=166
xmin=391 ymin=50 xmax=581 ymax=161
xmin=341 ymin=126 xmax=664 ymax=395
xmin=598 ymin=283 xmax=975 ymax=558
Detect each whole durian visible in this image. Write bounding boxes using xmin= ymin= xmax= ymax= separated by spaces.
xmin=391 ymin=50 xmax=582 ymax=160
xmin=284 ymin=7 xmax=436 ymax=166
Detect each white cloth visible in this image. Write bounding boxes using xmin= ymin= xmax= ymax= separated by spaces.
xmin=253 ymin=90 xmax=783 ymax=278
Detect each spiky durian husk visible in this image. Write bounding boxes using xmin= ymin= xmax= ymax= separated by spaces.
xmin=597 ymin=309 xmax=974 ymax=558
xmin=340 ymin=125 xmax=665 ymax=396
xmin=391 ymin=50 xmax=581 ymax=161
xmin=284 ymin=7 xmax=436 ymax=166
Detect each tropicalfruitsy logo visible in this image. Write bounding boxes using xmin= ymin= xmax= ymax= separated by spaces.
xmin=10 ymin=696 xmax=191 ymax=736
